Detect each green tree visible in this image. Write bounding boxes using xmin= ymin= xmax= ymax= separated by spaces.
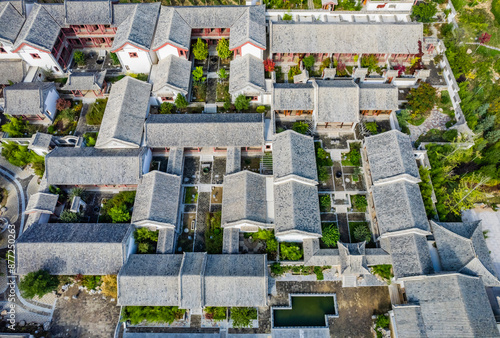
xmin=193 ymin=38 xmax=208 ymax=61
xmin=1 ymin=142 xmax=45 ymax=176
xmin=108 ymin=204 xmax=131 ymax=223
xmin=322 ymin=223 xmax=340 ymax=248
xmin=192 ymin=66 xmax=205 ymax=82
xmin=1 ymin=116 xmax=27 ymax=137
xmin=159 ymin=102 xmax=174 ymax=114
xmin=412 ymin=2 xmax=437 ymax=23
xmin=361 ymin=54 xmax=379 ymax=72
xmin=59 ymin=210 xmax=80 ymax=223
xmin=73 ymin=51 xmax=86 ymax=66
xmin=134 ymin=228 xmax=159 ymax=254
xmin=292 ymin=121 xmax=309 ymax=134
xmin=353 ymin=223 xmax=372 ymax=242
xmin=174 ymin=94 xmax=189 ymax=110
xmin=280 ymin=242 xmax=303 ymax=261
xmin=302 ymin=55 xmax=315 ymax=70
xmin=407 ymin=83 xmax=438 ymax=118
xmin=234 ymin=95 xmax=250 ymax=112
xmin=19 ymin=269 xmax=59 ymax=299
xmin=216 ymin=38 xmax=232 ymax=59
xmin=230 ymin=307 xmax=258 ymax=328
xmin=319 ymin=194 xmax=331 ymax=212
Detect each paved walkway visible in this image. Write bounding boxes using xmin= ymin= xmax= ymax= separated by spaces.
xmin=408 ymin=109 xmax=451 ymax=142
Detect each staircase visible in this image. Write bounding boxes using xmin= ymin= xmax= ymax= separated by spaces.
xmin=342 ymin=275 xmax=358 ymax=287
xmin=260 ymin=153 xmax=273 ymax=174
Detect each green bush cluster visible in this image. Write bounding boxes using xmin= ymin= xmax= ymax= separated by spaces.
xmin=350 ymin=222 xmax=372 ymax=243
xmin=418 ymin=166 xmax=437 ymax=218
xmin=83 ymin=132 xmax=98 ymax=147
xmin=280 ymin=242 xmax=303 ymax=261
xmin=1 ymin=141 xmax=45 ymax=177
xmin=122 ymin=306 xmax=185 ymax=325
xmin=319 ymin=194 xmax=331 ymax=212
xmin=292 ymin=121 xmax=309 ymax=134
xmin=80 ymin=275 xmax=102 ymax=290
xmin=205 ymin=307 xmax=227 ymax=321
xmin=205 ymin=211 xmax=223 ymax=254
xmin=87 ymin=98 xmax=108 ymax=125
xmin=341 ymin=143 xmax=361 ymax=167
xmin=134 ymin=228 xmax=159 ymax=254
xmin=351 ymin=195 xmax=368 ymax=212
xmin=371 ymin=265 xmax=393 ymax=282
xmin=101 ymin=191 xmax=136 ymax=223
xmin=19 ymin=269 xmax=59 ymax=299
xmin=253 ymin=229 xmax=278 ymax=254
xmin=321 ymin=223 xmax=340 ymax=248
xmin=230 ymin=307 xmax=258 ymax=328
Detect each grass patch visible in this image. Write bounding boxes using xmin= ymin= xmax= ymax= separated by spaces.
xmin=86 ymin=98 xmax=108 ymax=125
xmin=216 ymin=82 xmax=229 ymax=102
xmin=341 ymin=143 xmax=361 ymax=167
xmin=184 ymin=187 xmax=198 ymax=204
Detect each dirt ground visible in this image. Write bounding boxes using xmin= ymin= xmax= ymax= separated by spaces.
xmin=271 ymin=281 xmax=392 ymax=338
xmin=50 ymin=285 xmax=120 ymax=338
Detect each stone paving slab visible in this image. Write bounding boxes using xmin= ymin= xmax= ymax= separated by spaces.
xmin=408 ymin=109 xmax=451 ymax=142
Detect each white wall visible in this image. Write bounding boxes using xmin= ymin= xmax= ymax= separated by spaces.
xmin=17 ymin=46 xmax=62 ymax=75
xmin=0 ymin=43 xmax=21 ymax=60
xmin=156 ymin=44 xmax=181 ymax=61
xmin=44 ymin=87 xmax=59 ymax=121
xmin=117 ymin=46 xmax=152 ymax=74
xmin=241 ymin=43 xmax=264 ymax=59
xmin=276 ymin=233 xmax=319 ymax=242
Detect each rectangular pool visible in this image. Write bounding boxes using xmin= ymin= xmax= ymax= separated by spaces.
xmin=273 ymin=295 xmax=336 ymax=327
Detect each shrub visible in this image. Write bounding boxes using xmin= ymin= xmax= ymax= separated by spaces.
xmin=315 ymin=144 xmax=333 ymax=167
xmin=101 ymin=191 xmax=136 ymax=223
xmin=73 ymin=51 xmax=85 ymax=66
xmin=360 ymin=54 xmax=379 ymax=72
xmin=256 ymin=106 xmax=266 ymax=114
xmin=56 ymin=98 xmax=71 ymax=111
xmin=371 ymin=264 xmax=393 ymax=281
xmin=59 ymin=210 xmax=80 ymax=222
xmin=253 ymin=229 xmax=278 ymax=254
xmin=205 ymin=307 xmax=227 ymax=321
xmin=321 ymin=223 xmax=340 ymax=248
xmin=443 ymin=129 xmax=458 ymax=142
xmin=302 ymin=55 xmax=315 ymax=70
xmin=134 ymin=228 xmax=159 ymax=254
xmin=122 ymin=306 xmax=185 ymax=325
xmin=217 ymin=68 xmax=228 ymax=80
xmin=292 ymin=121 xmax=308 ymax=134
xmin=282 ymin=13 xmax=292 ymax=21
xmin=407 ymin=83 xmax=438 ymax=120
xmin=174 ymin=93 xmax=189 ymax=110
xmin=216 ymin=38 xmax=232 ymax=59
xmin=317 ymin=166 xmax=330 ymax=183
xmin=342 ymin=144 xmax=361 ymax=167
xmin=101 ymin=275 xmax=117 ymax=298
xmin=280 ymin=242 xmax=303 ymax=261
xmin=19 ymin=269 xmax=59 ymax=299
xmin=1 ymin=116 xmax=27 ymax=137
xmin=365 ymin=122 xmax=378 ymax=134
xmin=351 ymin=195 xmax=368 ymax=212
xmin=83 ymin=132 xmax=98 ymax=147
xmin=192 ymin=66 xmax=205 ymax=82
xmin=314 ymin=266 xmax=324 ymax=280
xmin=1 ymin=142 xmax=45 ymax=176
xmin=205 ymin=211 xmax=223 ymax=254
xmin=270 ymin=262 xmax=286 ymax=276
xmin=110 ymin=52 xmax=120 ymax=65
xmin=288 ymin=65 xmax=301 ymax=79
xmin=264 ymin=59 xmax=275 ymax=72
xmin=80 ymin=275 xmax=101 ymax=290
xmin=193 ymin=38 xmax=208 ymax=61
xmin=159 ymin=102 xmax=174 ymax=114
xmin=234 ymin=95 xmax=250 ymax=112
xmin=412 ymin=2 xmax=437 ymax=22
xmin=351 ymin=222 xmax=372 ymax=242
xmin=319 ymin=194 xmax=331 ymax=212
xmin=108 ymin=204 xmax=131 ymax=223
xmin=86 ymin=98 xmax=108 ymax=125
xmin=376 ymin=314 xmax=390 ymax=329
xmin=230 ymin=307 xmax=257 ymax=328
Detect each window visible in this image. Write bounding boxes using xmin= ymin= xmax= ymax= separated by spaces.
xmin=161 ymin=97 xmax=173 ymax=102
xmin=251 ymin=96 xmax=258 ymax=101
xmin=54 ymin=66 xmax=59 ymax=72
xmin=129 ymin=52 xmax=138 ymax=58
xmin=0 ymin=47 xmax=6 ymax=54
xmin=30 ymin=53 xmax=41 ymax=59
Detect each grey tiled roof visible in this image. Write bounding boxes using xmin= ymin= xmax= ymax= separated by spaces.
xmin=392 ymin=305 xmax=427 ymax=338
xmin=45 ymin=147 xmax=144 ymax=186
xmin=271 ymin=22 xmax=423 ymax=54
xmin=13 ymin=4 xmax=61 ymax=52
xmin=0 ymin=59 xmax=25 ymax=85
xmin=150 ymin=54 xmax=191 ymax=96
xmin=359 ymin=83 xmax=398 ymax=111
xmin=431 ymin=220 xmax=499 ymax=284
xmin=28 ymin=132 xmax=52 ymax=151
xmin=339 ymin=242 xmax=369 ymax=275
xmin=315 ymin=79 xmax=359 ymax=123
xmin=151 ymin=7 xmax=191 ymax=51
xmin=111 ymin=3 xmax=160 ymax=51
xmin=204 ymin=254 xmax=267 ymax=307
xmin=388 ymin=233 xmax=433 ymax=278
xmin=64 ymin=0 xmax=112 ymax=25
xmin=117 ymin=253 xmax=267 ymax=307
xmin=145 ymin=113 xmax=264 ymax=148
xmin=25 ymin=192 xmax=58 ymax=214
xmin=62 ymin=70 xmax=106 ymax=91
xmin=131 ymin=171 xmax=181 ymax=228
xmin=372 ymin=181 xmax=429 ymax=235
xmin=272 ymin=130 xmax=317 ymax=183
xmin=16 ymin=222 xmax=133 ymax=275
xmin=402 ymin=274 xmax=500 ymax=337
xmin=118 ymin=254 xmax=183 ymax=306
xmin=0 ymin=1 xmax=25 ymax=44
xmin=221 ymin=171 xmax=268 ymax=227
xmin=4 ymin=82 xmax=56 ymax=116
xmin=273 ymin=83 xmax=314 ymax=111
xmin=365 ymin=130 xmax=420 ymax=184
xmin=156 ymin=227 xmax=176 ymax=254
xmin=273 ymin=181 xmax=321 ymax=237
xmin=180 ymin=252 xmax=206 ymax=309
xmin=95 ymin=76 xmax=151 ymax=149
xmin=223 ymin=227 xmax=240 ymax=254
xmin=166 ymin=147 xmax=184 ymax=176
xmin=229 ymin=54 xmax=265 ymax=95
xmin=152 ymin=6 xmax=266 ymax=51
xmin=225 ymin=147 xmax=241 ymax=175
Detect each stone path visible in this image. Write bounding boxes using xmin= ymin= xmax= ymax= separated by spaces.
xmin=408 ymin=109 xmax=451 ymax=142
xmin=194 ymin=192 xmax=210 ymax=252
